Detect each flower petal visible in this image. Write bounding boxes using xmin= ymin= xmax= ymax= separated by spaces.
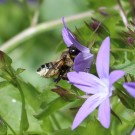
xmin=62 ymin=17 xmax=89 ymax=52
xmin=131 ymin=129 xmax=135 ymax=135
xmin=72 ymin=94 xmax=102 ymax=130
xmin=67 ymin=72 xmax=105 ymax=94
xmin=109 ymin=70 xmax=125 ymax=85
xmin=62 ymin=27 xmax=73 ymax=47
xmin=74 ymin=52 xmax=94 ymax=72
xmin=123 ymin=82 xmax=135 ymax=98
xmin=98 ymin=97 xmax=110 ymax=128
xmin=96 ymin=37 xmax=110 ymax=79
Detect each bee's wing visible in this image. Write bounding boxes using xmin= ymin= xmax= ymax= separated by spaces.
xmin=44 ymin=59 xmax=65 ymax=78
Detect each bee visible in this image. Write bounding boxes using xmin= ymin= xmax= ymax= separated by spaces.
xmin=37 ymin=46 xmax=80 ymax=82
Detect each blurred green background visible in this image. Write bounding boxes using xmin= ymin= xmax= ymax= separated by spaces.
xmin=0 ymin=0 xmax=94 ymax=88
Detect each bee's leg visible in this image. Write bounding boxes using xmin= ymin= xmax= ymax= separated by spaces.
xmin=54 ymin=65 xmax=70 ymax=83
xmin=54 ymin=69 xmax=66 ymax=83
xmin=54 ymin=74 xmax=68 ymax=83
xmin=61 ymin=73 xmax=68 ymax=80
xmin=54 ymin=75 xmax=61 ymax=83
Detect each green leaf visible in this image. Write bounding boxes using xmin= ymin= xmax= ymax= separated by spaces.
xmin=84 ymin=119 xmax=111 ymax=135
xmin=0 ymin=86 xmax=43 ymax=134
xmin=19 ymin=81 xmax=41 ymax=111
xmin=114 ymin=60 xmax=135 ymax=76
xmin=15 ymin=68 xmax=25 ymax=75
xmin=35 ymin=97 xmax=68 ymax=119
xmin=0 ymin=51 xmax=14 ymax=82
xmin=0 ymin=71 xmax=12 ymax=82
xmin=111 ymin=109 xmax=122 ymax=124
xmin=0 ymin=81 xmax=9 ymax=89
xmin=0 ymin=118 xmax=7 ymax=135
xmin=0 ymin=51 xmax=12 ymax=69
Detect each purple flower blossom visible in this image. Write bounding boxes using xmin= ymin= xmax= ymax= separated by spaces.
xmin=62 ymin=18 xmax=94 ymax=72
xmin=123 ymin=82 xmax=135 ymax=98
xmin=131 ymin=129 xmax=135 ymax=135
xmin=67 ymin=37 xmax=125 ymax=129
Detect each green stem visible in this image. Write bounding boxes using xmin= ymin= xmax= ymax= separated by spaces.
xmin=31 ymin=0 xmax=43 ymax=26
xmin=116 ymin=0 xmax=128 ymax=27
xmin=9 ymin=68 xmax=28 ymax=135
xmin=20 ymin=0 xmax=32 ymax=23
xmin=0 ymin=116 xmax=17 ymax=135
xmin=16 ymin=80 xmax=26 ymax=135
xmin=0 ymin=11 xmax=94 ymax=52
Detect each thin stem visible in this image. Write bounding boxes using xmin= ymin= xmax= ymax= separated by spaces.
xmin=31 ymin=10 xmax=39 ymax=27
xmin=17 ymin=81 xmax=26 ymax=135
xmin=0 ymin=116 xmax=17 ymax=135
xmin=9 ymin=68 xmax=28 ymax=135
xmin=21 ymin=0 xmax=32 ymax=23
xmin=116 ymin=0 xmax=128 ymax=27
xmin=0 ymin=11 xmax=94 ymax=52
xmin=31 ymin=0 xmax=43 ymax=26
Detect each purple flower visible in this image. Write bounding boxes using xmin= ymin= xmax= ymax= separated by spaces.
xmin=131 ymin=129 xmax=135 ymax=135
xmin=67 ymin=37 xmax=125 ymax=129
xmin=123 ymin=82 xmax=135 ymax=98
xmin=62 ymin=18 xmax=94 ymax=72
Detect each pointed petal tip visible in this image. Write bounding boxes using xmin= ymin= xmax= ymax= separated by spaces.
xmin=96 ymin=36 xmax=110 ymax=79
xmin=99 ymin=117 xmax=110 ymax=129
xmin=101 ymin=37 xmax=110 ymax=49
xmin=104 ymin=36 xmax=110 ymax=45
xmin=103 ymin=123 xmax=110 ymax=128
xmin=71 ymin=124 xmax=77 ymax=130
xmin=62 ymin=17 xmax=66 ymax=27
xmin=109 ymin=70 xmax=125 ymax=85
xmin=106 ymin=36 xmax=110 ymax=40
xmin=98 ymin=98 xmax=110 ymax=129
xmin=62 ymin=17 xmax=64 ymax=23
xmin=116 ymin=70 xmax=125 ymax=77
xmin=104 ymin=36 xmax=110 ymax=43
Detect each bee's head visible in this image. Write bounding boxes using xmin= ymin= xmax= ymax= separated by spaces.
xmin=68 ymin=46 xmax=80 ymax=59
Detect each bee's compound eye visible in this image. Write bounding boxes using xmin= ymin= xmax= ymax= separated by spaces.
xmin=69 ymin=46 xmax=80 ymax=55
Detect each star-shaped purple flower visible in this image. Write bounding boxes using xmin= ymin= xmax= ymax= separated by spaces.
xmin=123 ymin=82 xmax=135 ymax=98
xmin=67 ymin=37 xmax=125 ymax=129
xmin=62 ymin=18 xmax=94 ymax=72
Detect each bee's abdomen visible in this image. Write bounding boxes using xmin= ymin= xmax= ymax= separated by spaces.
xmin=37 ymin=62 xmax=59 ymax=78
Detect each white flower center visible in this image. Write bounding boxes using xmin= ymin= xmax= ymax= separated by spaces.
xmin=99 ymin=78 xmax=111 ymax=98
